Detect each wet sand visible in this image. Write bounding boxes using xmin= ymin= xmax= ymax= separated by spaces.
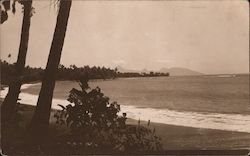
xmin=1 ymin=100 xmax=249 ymax=150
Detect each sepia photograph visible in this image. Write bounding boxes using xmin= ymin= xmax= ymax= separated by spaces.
xmin=0 ymin=0 xmax=249 ymax=155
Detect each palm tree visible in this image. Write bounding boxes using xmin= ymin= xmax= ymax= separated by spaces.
xmin=1 ymin=0 xmax=11 ymax=24
xmin=29 ymin=0 xmax=72 ymax=134
xmin=1 ymin=0 xmax=33 ymax=120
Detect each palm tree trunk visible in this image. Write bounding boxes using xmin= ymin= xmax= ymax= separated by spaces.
xmin=2 ymin=0 xmax=32 ymax=119
xmin=29 ymin=0 xmax=72 ymax=134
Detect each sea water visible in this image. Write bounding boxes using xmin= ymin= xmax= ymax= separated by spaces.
xmin=1 ymin=75 xmax=250 ymax=133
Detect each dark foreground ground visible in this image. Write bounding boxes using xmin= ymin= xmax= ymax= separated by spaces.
xmin=1 ymin=100 xmax=250 ymax=155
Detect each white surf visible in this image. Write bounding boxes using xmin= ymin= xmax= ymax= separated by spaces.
xmin=1 ymin=83 xmax=250 ymax=133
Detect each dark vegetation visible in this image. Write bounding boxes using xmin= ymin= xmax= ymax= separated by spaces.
xmin=1 ymin=60 xmax=43 ymax=85
xmin=1 ymin=0 xmax=33 ymax=128
xmin=29 ymin=0 xmax=73 ymax=133
xmin=118 ymin=71 xmax=169 ymax=78
xmin=1 ymin=0 xmax=163 ymax=154
xmin=54 ymin=79 xmax=162 ymax=153
xmin=1 ymin=59 xmax=170 ymax=85
xmin=2 ymin=79 xmax=163 ymax=154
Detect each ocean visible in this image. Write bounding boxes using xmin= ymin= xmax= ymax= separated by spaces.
xmin=1 ymin=74 xmax=250 ymax=133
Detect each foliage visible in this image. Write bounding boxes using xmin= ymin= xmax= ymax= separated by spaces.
xmin=0 ymin=0 xmax=35 ymax=24
xmin=117 ymin=71 xmax=169 ymax=78
xmin=57 ymin=64 xmax=117 ymax=80
xmin=54 ymin=78 xmax=162 ymax=153
xmin=55 ymin=78 xmax=126 ymax=132
xmin=0 ymin=60 xmax=43 ymax=85
xmin=0 ymin=0 xmax=12 ymax=24
xmin=1 ymin=60 xmax=169 ymax=85
xmin=1 ymin=60 xmax=118 ymax=84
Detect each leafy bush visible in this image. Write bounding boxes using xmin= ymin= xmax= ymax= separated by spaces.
xmin=54 ymin=78 xmax=162 ymax=153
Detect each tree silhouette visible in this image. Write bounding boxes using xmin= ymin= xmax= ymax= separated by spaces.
xmin=0 ymin=0 xmax=11 ymax=24
xmin=29 ymin=0 xmax=72 ymax=135
xmin=2 ymin=0 xmax=33 ymax=123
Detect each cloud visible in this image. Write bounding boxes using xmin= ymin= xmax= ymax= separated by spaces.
xmin=112 ymin=59 xmax=126 ymax=65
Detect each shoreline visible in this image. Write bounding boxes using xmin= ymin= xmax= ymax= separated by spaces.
xmin=1 ymin=84 xmax=250 ymax=133
xmin=15 ymin=80 xmax=250 ymax=115
xmin=1 ymin=101 xmax=250 ymax=150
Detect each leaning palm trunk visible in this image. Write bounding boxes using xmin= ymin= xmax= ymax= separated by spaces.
xmin=2 ymin=0 xmax=32 ymax=120
xmin=29 ymin=0 xmax=72 ymax=134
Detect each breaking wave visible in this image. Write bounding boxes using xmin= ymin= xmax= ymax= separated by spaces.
xmin=1 ymin=83 xmax=250 ymax=133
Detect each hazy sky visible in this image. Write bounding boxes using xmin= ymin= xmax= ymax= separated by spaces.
xmin=1 ymin=0 xmax=249 ymax=74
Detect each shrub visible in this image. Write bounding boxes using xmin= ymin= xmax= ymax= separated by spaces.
xmin=54 ymin=78 xmax=162 ymax=153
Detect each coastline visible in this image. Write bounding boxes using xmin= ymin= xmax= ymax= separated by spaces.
xmin=126 ymin=119 xmax=250 ymax=150
xmin=1 ymin=83 xmax=250 ymax=133
xmin=1 ymin=100 xmax=250 ymax=150
xmin=16 ymin=79 xmax=250 ymax=115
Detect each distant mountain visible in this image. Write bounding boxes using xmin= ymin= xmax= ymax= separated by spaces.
xmin=117 ymin=66 xmax=203 ymax=76
xmin=159 ymin=67 xmax=203 ymax=76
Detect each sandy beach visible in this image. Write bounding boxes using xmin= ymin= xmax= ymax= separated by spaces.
xmin=2 ymin=99 xmax=249 ymax=151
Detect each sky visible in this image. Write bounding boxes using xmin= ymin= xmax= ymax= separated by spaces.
xmin=1 ymin=0 xmax=249 ymax=74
